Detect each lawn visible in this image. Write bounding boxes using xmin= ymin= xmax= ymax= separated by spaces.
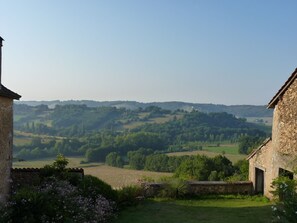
xmin=113 ymin=197 xmax=272 ymax=223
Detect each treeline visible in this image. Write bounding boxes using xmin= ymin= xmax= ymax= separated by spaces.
xmin=14 ymin=137 xmax=84 ymax=160
xmin=238 ymin=135 xmax=266 ymax=154
xmin=15 ymin=100 xmax=273 ymax=117
xmin=133 ymin=111 xmax=268 ymax=144
xmin=85 ymin=132 xmax=166 ymax=162
xmin=105 ymin=149 xmax=249 ymax=181
xmin=14 ymin=104 xmax=270 ymax=161
xmin=14 ymin=104 xmax=172 ymax=137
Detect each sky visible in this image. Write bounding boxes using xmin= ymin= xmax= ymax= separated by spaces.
xmin=0 ymin=0 xmax=297 ymax=105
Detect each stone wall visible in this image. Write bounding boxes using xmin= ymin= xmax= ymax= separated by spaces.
xmin=248 ymin=75 xmax=297 ymax=199
xmin=187 ymin=181 xmax=253 ymax=195
xmin=272 ymin=77 xmax=297 ymax=155
xmin=142 ymin=181 xmax=253 ymax=197
xmin=11 ymin=168 xmax=84 ymax=190
xmin=248 ymin=139 xmax=274 ymax=198
xmin=268 ymin=76 xmax=297 ymax=197
xmin=0 ymin=97 xmax=13 ymax=203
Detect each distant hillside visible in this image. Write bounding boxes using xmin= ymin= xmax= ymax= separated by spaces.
xmin=13 ymin=103 xmax=270 ymax=161
xmin=15 ymin=100 xmax=273 ymax=118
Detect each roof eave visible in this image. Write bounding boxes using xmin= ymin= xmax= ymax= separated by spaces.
xmin=267 ymin=68 xmax=297 ymax=109
xmin=246 ymin=137 xmax=271 ymax=160
xmin=0 ymin=84 xmax=21 ymax=100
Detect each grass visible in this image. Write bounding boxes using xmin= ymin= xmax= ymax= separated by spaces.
xmin=14 ymin=130 xmax=63 ymax=139
xmin=84 ymin=165 xmax=171 ymax=188
xmin=123 ymin=121 xmax=148 ymax=129
xmin=13 ymin=157 xmax=172 ymax=188
xmin=13 ymin=136 xmax=33 ymax=146
xmin=203 ymin=145 xmax=239 ymax=155
xmin=167 ymin=150 xmax=246 ymax=164
xmin=246 ymin=117 xmax=272 ymax=126
xmin=123 ymin=113 xmax=184 ymax=130
xmin=113 ymin=197 xmax=272 ymax=223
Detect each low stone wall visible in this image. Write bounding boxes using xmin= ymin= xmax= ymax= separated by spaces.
xmin=11 ymin=168 xmax=84 ymax=189
xmin=142 ymin=181 xmax=253 ymax=197
xmin=187 ymin=181 xmax=253 ymax=195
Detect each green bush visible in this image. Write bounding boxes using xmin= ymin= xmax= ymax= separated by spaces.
xmin=271 ymin=176 xmax=297 ymax=223
xmin=79 ymin=175 xmax=118 ymax=201
xmin=40 ymin=154 xmax=81 ymax=185
xmin=0 ymin=155 xmax=118 ymax=223
xmin=0 ymin=187 xmax=46 ymax=223
xmin=158 ymin=178 xmax=188 ymax=199
xmin=117 ymin=185 xmax=144 ymax=206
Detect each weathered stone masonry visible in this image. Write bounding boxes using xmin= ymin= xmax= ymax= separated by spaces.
xmin=0 ymin=37 xmax=21 ymax=203
xmin=272 ymin=77 xmax=297 ymax=155
xmin=248 ymin=68 xmax=297 ymax=199
xmin=11 ymin=168 xmax=84 ymax=190
xmin=0 ymin=97 xmax=13 ymax=202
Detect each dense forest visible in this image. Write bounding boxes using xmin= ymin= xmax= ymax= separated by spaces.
xmin=13 ymin=103 xmax=270 ymax=162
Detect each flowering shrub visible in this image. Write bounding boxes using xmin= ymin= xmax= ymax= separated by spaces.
xmin=0 ymin=179 xmax=116 ymax=223
xmin=271 ymin=177 xmax=297 ymax=223
xmin=0 ymin=155 xmax=117 ymax=223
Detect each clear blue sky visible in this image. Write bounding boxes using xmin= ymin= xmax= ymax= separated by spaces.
xmin=1 ymin=0 xmax=297 ymax=105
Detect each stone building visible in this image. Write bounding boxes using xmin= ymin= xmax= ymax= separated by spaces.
xmin=0 ymin=37 xmax=21 ymax=202
xmin=247 ymin=68 xmax=297 ymax=198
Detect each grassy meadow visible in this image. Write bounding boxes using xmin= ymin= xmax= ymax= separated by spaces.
xmin=167 ymin=144 xmax=246 ymax=163
xmin=13 ymin=157 xmax=172 ymax=188
xmin=113 ymin=197 xmax=272 ymax=223
xmin=12 ymin=144 xmax=245 ymax=187
xmin=122 ymin=113 xmax=182 ymax=130
xmin=203 ymin=144 xmax=239 ymax=154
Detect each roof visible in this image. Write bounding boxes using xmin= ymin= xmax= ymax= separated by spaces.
xmin=246 ymin=137 xmax=271 ymax=160
xmin=267 ymin=68 xmax=297 ymax=108
xmin=0 ymin=84 xmax=21 ymax=100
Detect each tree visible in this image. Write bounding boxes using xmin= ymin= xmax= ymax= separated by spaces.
xmin=211 ymin=155 xmax=234 ymax=180
xmin=238 ymin=136 xmax=264 ymax=154
xmin=174 ymin=155 xmax=213 ymax=180
xmin=85 ymin=146 xmax=113 ymax=162
xmin=145 ymin=154 xmax=169 ymax=172
xmin=232 ymin=159 xmax=249 ymax=180
xmin=106 ymin=152 xmax=123 ymax=168
xmin=127 ymin=148 xmax=152 ymax=170
xmin=174 ymin=155 xmax=235 ymax=181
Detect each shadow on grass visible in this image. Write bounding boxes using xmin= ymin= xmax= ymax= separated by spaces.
xmin=113 ymin=199 xmax=272 ymax=223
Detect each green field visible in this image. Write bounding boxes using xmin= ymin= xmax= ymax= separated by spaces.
xmin=203 ymin=144 xmax=239 ymax=155
xmin=166 ymin=144 xmax=246 ymax=163
xmin=13 ymin=143 xmax=245 ymax=187
xmin=122 ymin=113 xmax=181 ymax=129
xmin=167 ymin=150 xmax=246 ymax=164
xmin=13 ymin=157 xmax=172 ymax=188
xmin=113 ymin=197 xmax=272 ymax=223
xmin=246 ymin=117 xmax=272 ymax=126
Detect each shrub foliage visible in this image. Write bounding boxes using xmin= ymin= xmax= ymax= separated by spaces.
xmin=0 ymin=155 xmax=117 ymax=223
